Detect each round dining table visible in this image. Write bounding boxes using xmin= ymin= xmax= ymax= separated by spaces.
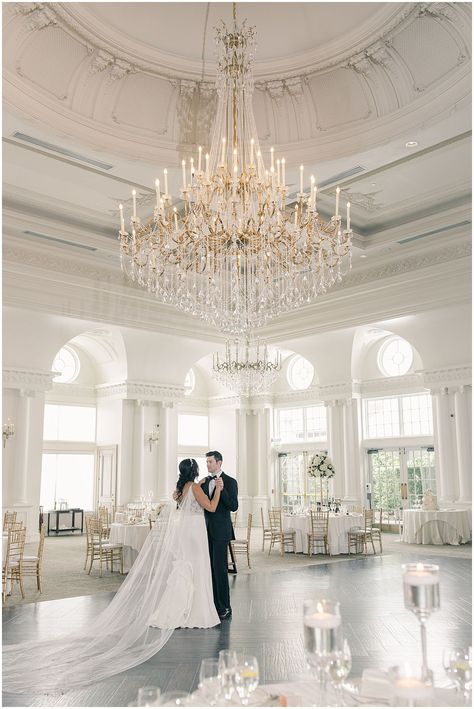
xmin=402 ymin=508 xmax=472 ymax=545
xmin=108 ymin=522 xmax=150 ymax=572
xmin=282 ymin=512 xmax=363 ymax=555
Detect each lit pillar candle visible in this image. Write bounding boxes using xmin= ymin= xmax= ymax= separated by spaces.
xmin=155 ymin=179 xmax=160 ymax=209
xmin=270 ymin=146 xmax=274 ymax=171
xmin=164 ymin=168 xmax=168 ymax=196
xmin=335 ymin=186 xmax=340 ymax=217
xmin=132 ymin=189 xmax=137 ymax=219
xmin=198 ymin=145 xmax=202 ymax=173
xmin=393 ymin=678 xmax=433 ymax=701
xmin=205 ymin=153 xmax=210 ymax=180
xmin=299 ymin=165 xmax=304 ymax=194
xmin=304 ymin=612 xmax=341 ymax=629
xmin=119 ymin=203 xmax=125 ymax=232
xmin=346 ymin=202 xmax=351 ymax=230
xmin=250 ymin=138 xmax=254 ymax=165
xmin=182 ymin=160 xmax=186 ymax=190
xmin=221 ymin=137 xmax=226 ymax=165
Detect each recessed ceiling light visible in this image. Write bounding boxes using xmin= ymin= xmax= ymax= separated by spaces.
xmin=405 ymin=141 xmax=418 ymax=148
xmin=370 ymin=182 xmax=376 ymax=187
xmin=360 ymin=254 xmax=367 ymax=258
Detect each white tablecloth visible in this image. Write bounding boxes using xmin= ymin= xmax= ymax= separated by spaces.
xmin=109 ymin=523 xmax=150 ymax=572
xmin=282 ymin=513 xmax=363 ymax=555
xmin=402 ymin=508 xmax=472 ymax=545
xmin=114 ymin=512 xmax=130 ymax=524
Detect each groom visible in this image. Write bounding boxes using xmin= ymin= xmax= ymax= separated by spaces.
xmin=202 ymin=451 xmax=238 ymax=619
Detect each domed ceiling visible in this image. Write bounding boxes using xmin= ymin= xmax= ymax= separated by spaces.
xmin=2 ymin=2 xmax=471 ymax=340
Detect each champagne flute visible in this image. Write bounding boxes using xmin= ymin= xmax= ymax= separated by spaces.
xmin=328 ymin=638 xmax=352 ymax=705
xmin=402 ymin=563 xmax=440 ymax=682
xmin=443 ymin=647 xmax=472 ymax=705
xmin=235 ymin=654 xmax=259 ymax=706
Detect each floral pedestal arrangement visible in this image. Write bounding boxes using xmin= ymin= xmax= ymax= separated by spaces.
xmin=307 ymin=453 xmax=335 ymax=507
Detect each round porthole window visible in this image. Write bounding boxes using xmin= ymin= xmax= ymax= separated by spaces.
xmin=52 ymin=346 xmax=80 ymax=383
xmin=377 ymin=336 xmax=413 ymax=377
xmin=287 ymin=355 xmax=314 ymax=391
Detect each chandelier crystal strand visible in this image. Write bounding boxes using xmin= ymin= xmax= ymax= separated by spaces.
xmin=118 ymin=5 xmax=353 ymax=334
xmin=213 ymin=337 xmax=282 ymax=396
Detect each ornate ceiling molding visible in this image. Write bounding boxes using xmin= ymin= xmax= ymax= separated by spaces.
xmin=3 ymin=367 xmax=55 ymax=392
xmin=95 ymin=380 xmax=184 ymax=403
xmin=421 ymin=365 xmax=472 ymax=387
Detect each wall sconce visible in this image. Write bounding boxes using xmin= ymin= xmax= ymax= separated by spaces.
xmin=3 ymin=419 xmax=15 ymax=448
xmin=145 ymin=424 xmax=160 ymax=452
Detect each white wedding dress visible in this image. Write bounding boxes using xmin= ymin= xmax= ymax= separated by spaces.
xmin=3 ymin=487 xmax=219 ymax=694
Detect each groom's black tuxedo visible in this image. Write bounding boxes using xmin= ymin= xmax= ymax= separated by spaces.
xmin=202 ymin=472 xmax=238 ymax=615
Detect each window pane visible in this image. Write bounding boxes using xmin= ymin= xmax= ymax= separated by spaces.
xmin=52 ymin=346 xmax=80 ymax=383
xmin=378 ymin=337 xmax=413 ymax=377
xmin=43 ymin=405 xmax=96 ymax=442
xmin=306 ymin=405 xmax=327 ymax=441
xmin=177 ymin=456 xmax=208 ymax=482
xmin=406 ymin=449 xmax=436 ymax=506
xmin=370 ymin=450 xmax=402 ymax=510
xmin=40 ymin=453 xmax=95 ymax=511
xmin=178 ymin=415 xmax=209 ymax=446
xmin=278 ymin=408 xmax=304 ymax=443
xmin=402 ymin=394 xmax=433 ymax=436
xmin=287 ymin=355 xmax=314 ymax=390
xmin=365 ymin=398 xmax=400 ymax=438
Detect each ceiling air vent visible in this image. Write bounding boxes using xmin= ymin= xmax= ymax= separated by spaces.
xmin=12 ymin=132 xmax=113 ymax=170
xmin=24 ymin=231 xmax=97 ymax=251
xmin=398 ymin=221 xmax=471 ymax=244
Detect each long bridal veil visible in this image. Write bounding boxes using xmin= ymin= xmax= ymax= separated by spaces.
xmin=3 ymin=494 xmax=197 ymax=694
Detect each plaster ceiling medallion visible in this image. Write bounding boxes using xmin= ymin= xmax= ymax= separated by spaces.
xmin=118 ymin=3 xmax=353 ymax=335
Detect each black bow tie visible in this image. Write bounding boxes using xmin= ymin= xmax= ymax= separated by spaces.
xmin=211 ymin=475 xmax=218 ymax=480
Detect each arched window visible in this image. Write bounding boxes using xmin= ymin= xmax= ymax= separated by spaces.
xmin=377 ymin=336 xmax=413 ymax=377
xmin=287 ymin=355 xmax=314 ymax=391
xmin=52 ymin=346 xmax=80 ymax=383
xmin=184 ymin=368 xmax=195 ymax=396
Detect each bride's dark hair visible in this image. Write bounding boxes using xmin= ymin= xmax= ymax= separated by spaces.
xmin=176 ymin=458 xmax=199 ymax=498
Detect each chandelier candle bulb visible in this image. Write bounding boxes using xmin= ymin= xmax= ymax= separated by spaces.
xmin=335 ymin=186 xmax=340 ymax=217
xmin=155 ymin=179 xmax=160 ymax=209
xmin=119 ymin=204 xmax=125 ymax=232
xmin=181 ymin=160 xmax=186 ymax=190
xmin=281 ymin=157 xmax=286 ymax=186
xmin=276 ymin=159 xmax=281 ymax=186
xmin=300 ymin=164 xmax=304 ymax=194
xmin=221 ymin=137 xmax=226 ymax=165
xmin=270 ymin=147 xmax=274 ymax=171
xmin=250 ymin=138 xmax=254 ymax=165
xmin=132 ymin=189 xmax=137 ymax=219
xmin=190 ymin=157 xmax=194 ymax=185
xmin=198 ymin=146 xmax=202 ymax=173
xmin=163 ymin=168 xmax=168 ymax=196
xmin=173 ymin=207 xmax=178 ymax=230
xmin=346 ymin=202 xmax=351 ymax=230
xmin=257 ymin=150 xmax=262 ymax=179
xmin=314 ymin=185 xmax=318 ymax=212
xmin=205 ymin=153 xmax=209 ymax=180
xmin=294 ymin=204 xmax=298 ymax=226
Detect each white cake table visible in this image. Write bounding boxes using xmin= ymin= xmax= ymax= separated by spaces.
xmin=402 ymin=508 xmax=472 ymax=545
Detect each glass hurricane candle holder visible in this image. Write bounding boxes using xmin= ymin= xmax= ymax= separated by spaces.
xmin=303 ymin=599 xmax=343 ymax=705
xmin=389 ymin=664 xmax=434 ymax=707
xmin=402 ymin=563 xmax=440 ymax=682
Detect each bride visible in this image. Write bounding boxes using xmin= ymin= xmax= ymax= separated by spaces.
xmin=3 ymin=459 xmax=221 ymax=694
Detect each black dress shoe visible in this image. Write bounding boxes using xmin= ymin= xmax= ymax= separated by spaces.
xmin=218 ymin=608 xmax=232 ymax=619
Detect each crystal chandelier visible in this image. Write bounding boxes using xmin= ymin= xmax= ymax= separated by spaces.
xmin=213 ymin=339 xmax=282 ymax=396
xmin=118 ymin=4 xmax=352 ymax=334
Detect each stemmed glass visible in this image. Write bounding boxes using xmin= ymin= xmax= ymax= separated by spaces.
xmin=218 ymin=649 xmax=238 ymax=703
xmin=235 ymin=654 xmax=259 ymax=706
xmin=402 ymin=563 xmax=440 ymax=682
xmin=328 ymin=638 xmax=352 ymax=705
xmin=443 ymin=647 xmax=472 ymax=705
xmin=198 ymin=658 xmax=221 ymax=706
xmin=137 ymin=686 xmax=161 ymax=706
xmin=303 ymin=599 xmax=343 ymax=706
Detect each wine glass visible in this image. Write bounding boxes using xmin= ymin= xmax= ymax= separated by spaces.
xmin=235 ymin=654 xmax=259 ymax=706
xmin=303 ymin=599 xmax=343 ymax=706
xmin=218 ymin=649 xmax=238 ymax=702
xmin=198 ymin=658 xmax=221 ymax=705
xmin=443 ymin=647 xmax=472 ymax=704
xmin=328 ymin=638 xmax=352 ymax=705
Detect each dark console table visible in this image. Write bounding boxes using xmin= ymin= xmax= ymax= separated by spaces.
xmin=47 ymin=509 xmax=84 ymax=536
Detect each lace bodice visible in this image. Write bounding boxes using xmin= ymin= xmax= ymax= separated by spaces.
xmin=179 ymin=486 xmax=204 ymax=516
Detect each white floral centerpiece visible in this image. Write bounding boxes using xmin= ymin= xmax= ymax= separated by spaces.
xmin=307 ymin=453 xmax=335 ymax=479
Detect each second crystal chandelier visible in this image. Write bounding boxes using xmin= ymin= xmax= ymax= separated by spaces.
xmin=119 ymin=4 xmax=353 ymax=335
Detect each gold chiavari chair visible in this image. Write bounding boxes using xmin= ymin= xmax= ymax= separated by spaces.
xmin=231 ymin=513 xmax=252 ymax=569
xmin=348 ymin=509 xmax=376 ymax=555
xmin=3 ymin=510 xmax=17 ymax=531
xmin=98 ymin=506 xmax=110 ymax=539
xmin=86 ymin=516 xmax=124 ymax=577
xmin=371 ymin=508 xmax=383 ymax=552
xmin=260 ymin=507 xmax=272 ymax=552
xmin=2 ymin=526 xmax=27 ymax=602
xmin=22 ymin=523 xmax=46 ymax=593
xmin=268 ymin=508 xmax=296 ymax=556
xmin=307 ymin=510 xmax=329 ymax=556
xmin=230 ymin=511 xmax=238 ymax=528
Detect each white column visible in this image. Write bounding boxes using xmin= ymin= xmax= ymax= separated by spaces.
xmin=13 ymin=391 xmax=32 ymax=505
xmin=431 ymin=387 xmax=458 ymax=503
xmin=131 ymin=401 xmax=146 ymax=500
xmin=326 ymin=400 xmax=344 ymax=499
xmin=119 ymin=399 xmax=135 ymax=504
xmin=157 ymin=403 xmax=178 ymax=501
xmin=343 ymin=397 xmax=363 ymax=502
xmin=454 ymin=385 xmax=472 ymax=503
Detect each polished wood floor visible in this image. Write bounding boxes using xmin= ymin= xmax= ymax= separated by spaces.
xmin=3 ymin=549 xmax=471 ymax=707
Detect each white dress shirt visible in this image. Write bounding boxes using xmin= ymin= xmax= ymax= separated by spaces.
xmin=208 ymin=472 xmax=222 ymax=496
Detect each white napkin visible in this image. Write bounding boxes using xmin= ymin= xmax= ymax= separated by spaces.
xmin=360 ymin=669 xmax=394 ymax=700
